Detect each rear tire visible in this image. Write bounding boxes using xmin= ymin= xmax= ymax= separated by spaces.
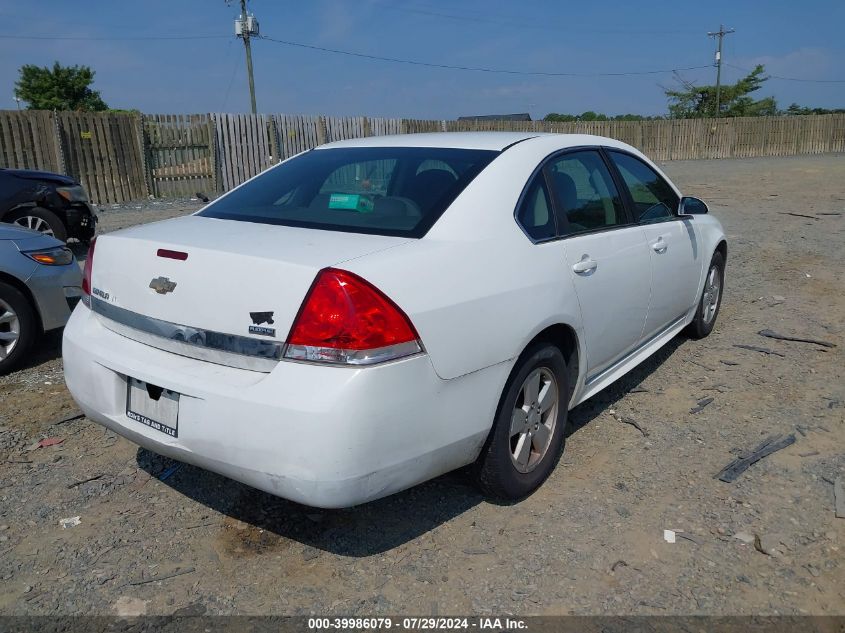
xmin=472 ymin=342 xmax=569 ymax=501
xmin=6 ymin=207 xmax=67 ymax=242
xmin=686 ymin=250 xmax=725 ymax=340
xmin=0 ymin=282 xmax=36 ymax=376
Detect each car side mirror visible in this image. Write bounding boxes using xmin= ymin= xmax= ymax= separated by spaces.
xmin=679 ymin=196 xmax=709 ymax=216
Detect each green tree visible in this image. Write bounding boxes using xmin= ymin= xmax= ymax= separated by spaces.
xmin=14 ymin=62 xmax=108 ymax=111
xmin=578 ymin=110 xmax=607 ymax=121
xmin=783 ymin=103 xmax=845 ymax=116
xmin=665 ymin=65 xmax=776 ymax=118
xmin=614 ymin=113 xmax=654 ymax=121
xmin=543 ymin=113 xmax=578 ymax=122
xmin=543 ymin=111 xmax=658 ymax=122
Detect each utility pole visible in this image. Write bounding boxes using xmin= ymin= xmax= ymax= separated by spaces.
xmin=235 ymin=0 xmax=259 ymax=113
xmin=707 ymin=25 xmax=735 ymax=117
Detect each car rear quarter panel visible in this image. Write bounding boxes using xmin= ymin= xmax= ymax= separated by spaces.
xmin=343 ymin=139 xmax=587 ymax=381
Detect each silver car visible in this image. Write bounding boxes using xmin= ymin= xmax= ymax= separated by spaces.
xmin=0 ymin=224 xmax=82 ymax=374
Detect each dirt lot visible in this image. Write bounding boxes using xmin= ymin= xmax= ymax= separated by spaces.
xmin=1 ymin=155 xmax=843 ymax=617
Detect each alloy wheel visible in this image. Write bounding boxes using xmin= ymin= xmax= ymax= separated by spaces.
xmin=0 ymin=298 xmax=21 ymax=360
xmin=509 ymin=367 xmax=559 ymax=473
xmin=13 ymin=215 xmax=55 ymax=237
xmin=702 ymin=264 xmax=721 ymax=324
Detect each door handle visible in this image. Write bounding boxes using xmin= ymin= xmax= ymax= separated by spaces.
xmin=572 ymin=256 xmax=598 ymax=274
xmin=651 ymin=237 xmax=668 ymax=253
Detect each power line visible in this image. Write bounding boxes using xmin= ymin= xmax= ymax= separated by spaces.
xmin=0 ymin=34 xmax=228 ymax=41
xmin=220 ymin=38 xmax=239 ymax=111
xmin=369 ymin=1 xmax=701 ymax=35
xmin=257 ymin=35 xmax=711 ymax=77
xmin=7 ymin=30 xmax=841 ymax=85
xmin=726 ymin=63 xmax=845 ymax=83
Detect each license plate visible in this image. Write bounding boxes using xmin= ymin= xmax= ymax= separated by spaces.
xmin=126 ymin=377 xmax=180 ymax=438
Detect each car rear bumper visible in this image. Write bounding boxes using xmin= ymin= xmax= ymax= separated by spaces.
xmin=62 ymin=305 xmax=506 ymax=508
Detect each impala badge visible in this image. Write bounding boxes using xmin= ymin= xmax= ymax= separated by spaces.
xmin=149 ymin=277 xmax=177 ymax=295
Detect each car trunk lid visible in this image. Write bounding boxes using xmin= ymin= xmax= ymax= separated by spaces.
xmin=89 ymin=215 xmax=411 ymax=368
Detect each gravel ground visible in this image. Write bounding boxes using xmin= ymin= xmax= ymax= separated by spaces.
xmin=0 ymin=154 xmax=843 ymax=617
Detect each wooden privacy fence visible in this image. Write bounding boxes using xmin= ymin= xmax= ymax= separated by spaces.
xmin=54 ymin=111 xmax=148 ymax=203
xmin=0 ymin=110 xmax=63 ymax=173
xmin=143 ymin=114 xmax=215 ymax=199
xmin=0 ymin=110 xmax=147 ymax=203
xmin=1 ymin=110 xmax=844 ymax=204
xmin=215 ymin=113 xmax=274 ymax=192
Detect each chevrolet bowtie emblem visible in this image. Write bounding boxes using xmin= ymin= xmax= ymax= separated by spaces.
xmin=149 ymin=276 xmax=177 ymax=295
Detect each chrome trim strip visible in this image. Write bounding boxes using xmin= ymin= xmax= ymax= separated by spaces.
xmin=90 ymin=297 xmax=283 ymax=373
xmin=585 ymin=314 xmax=687 ymax=386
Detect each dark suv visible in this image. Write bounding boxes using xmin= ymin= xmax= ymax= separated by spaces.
xmin=0 ymin=168 xmax=97 ymax=243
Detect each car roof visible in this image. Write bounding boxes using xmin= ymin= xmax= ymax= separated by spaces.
xmin=316 ymin=132 xmax=636 ymax=153
xmin=317 ymin=132 xmax=539 ymax=151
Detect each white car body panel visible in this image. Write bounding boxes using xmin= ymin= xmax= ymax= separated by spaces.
xmin=63 ymin=132 xmax=726 ymax=507
xmin=64 ymin=306 xmax=509 ymax=507
xmin=318 ymin=131 xmax=539 ymax=151
xmin=559 ymin=226 xmax=652 ymax=376
xmin=345 ymin=235 xmax=588 ymax=381
xmin=90 ymin=215 xmax=411 ymax=344
xmin=640 ymin=219 xmax=702 ymax=337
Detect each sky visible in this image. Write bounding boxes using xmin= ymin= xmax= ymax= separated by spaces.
xmin=1 ymin=0 xmax=843 ymax=119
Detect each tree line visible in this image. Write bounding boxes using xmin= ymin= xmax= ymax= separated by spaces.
xmin=545 ymin=65 xmax=844 ymax=121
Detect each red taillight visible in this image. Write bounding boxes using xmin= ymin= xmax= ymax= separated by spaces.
xmin=284 ymin=268 xmax=422 ymax=365
xmin=81 ymin=237 xmax=97 ymax=307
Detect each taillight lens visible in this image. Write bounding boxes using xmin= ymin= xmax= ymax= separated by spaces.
xmin=81 ymin=237 xmax=97 ymax=307
xmin=284 ymin=268 xmax=422 ymax=365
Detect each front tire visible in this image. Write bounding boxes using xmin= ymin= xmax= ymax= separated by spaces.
xmin=472 ymin=342 xmax=569 ymax=501
xmin=6 ymin=207 xmax=68 ymax=242
xmin=686 ymin=250 xmax=725 ymax=339
xmin=0 ymin=282 xmax=36 ymax=375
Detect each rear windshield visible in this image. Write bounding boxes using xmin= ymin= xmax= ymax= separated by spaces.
xmin=199 ymin=146 xmax=498 ymax=237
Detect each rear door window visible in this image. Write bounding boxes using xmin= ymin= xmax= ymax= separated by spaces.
xmin=201 ymin=147 xmax=498 ymax=238
xmin=546 ymin=151 xmax=627 ymax=235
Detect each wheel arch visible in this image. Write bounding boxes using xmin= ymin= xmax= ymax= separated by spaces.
xmin=0 ymin=271 xmax=43 ymax=334
xmin=0 ymin=200 xmax=43 ymax=222
xmin=523 ymin=322 xmax=581 ymax=407
xmin=1 ymin=201 xmax=37 ymax=221
xmin=3 ymin=203 xmax=70 ymax=226
xmin=715 ymin=239 xmax=727 ymax=262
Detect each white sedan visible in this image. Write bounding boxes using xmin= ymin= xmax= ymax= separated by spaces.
xmin=63 ymin=132 xmax=726 ymax=508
